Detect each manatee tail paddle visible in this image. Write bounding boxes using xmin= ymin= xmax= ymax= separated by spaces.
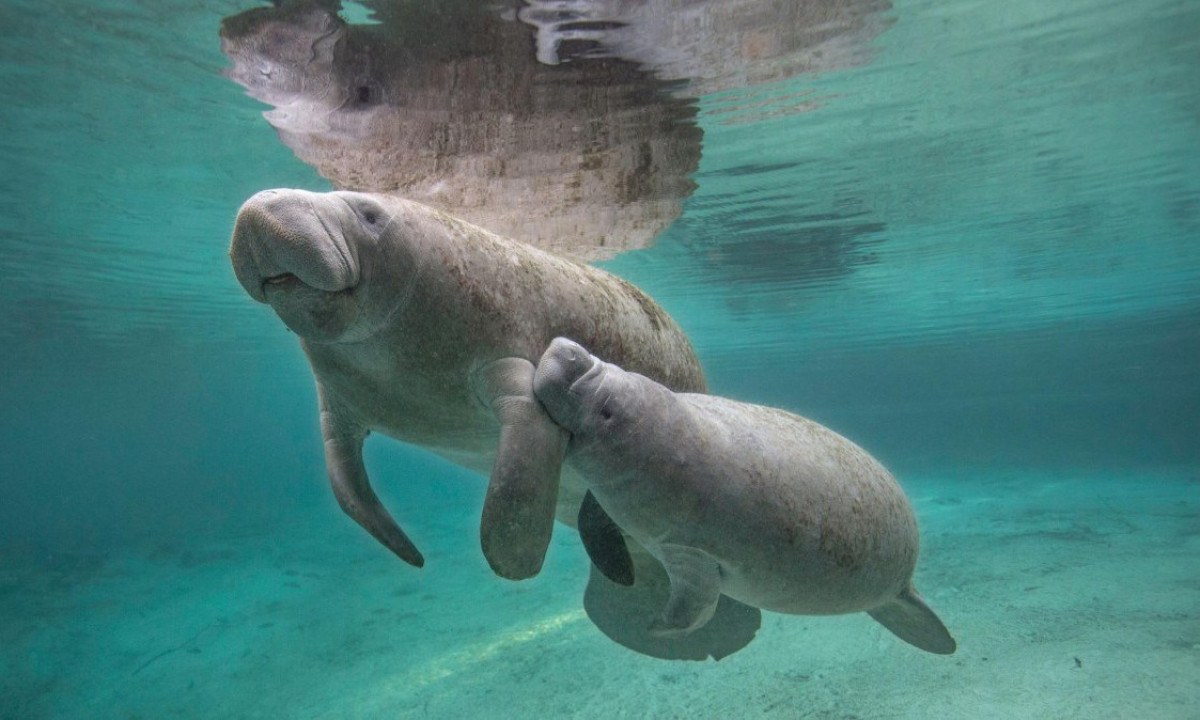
xmin=867 ymin=586 xmax=956 ymax=654
xmin=583 ymin=545 xmax=761 ymax=661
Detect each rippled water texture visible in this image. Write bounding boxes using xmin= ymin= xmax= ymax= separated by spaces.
xmin=1 ymin=0 xmax=1197 ymax=717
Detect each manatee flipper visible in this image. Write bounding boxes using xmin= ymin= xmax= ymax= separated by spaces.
xmin=319 ymin=385 xmax=424 ymax=568
xmin=867 ymin=586 xmax=957 ymax=655
xmin=583 ymin=544 xmax=760 ymax=660
xmin=578 ymin=491 xmax=634 ymax=586
xmin=648 ymin=544 xmax=723 ymax=637
xmin=473 ymin=357 xmax=570 ymax=580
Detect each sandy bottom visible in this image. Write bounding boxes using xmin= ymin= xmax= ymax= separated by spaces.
xmin=3 ymin=467 xmax=1197 ymax=719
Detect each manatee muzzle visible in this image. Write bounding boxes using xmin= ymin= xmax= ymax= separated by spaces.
xmin=229 ymin=188 xmax=359 ymax=303
xmin=534 ymin=337 xmax=605 ymax=427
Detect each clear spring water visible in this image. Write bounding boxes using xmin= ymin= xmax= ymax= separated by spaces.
xmin=1 ymin=0 xmax=1197 ymax=717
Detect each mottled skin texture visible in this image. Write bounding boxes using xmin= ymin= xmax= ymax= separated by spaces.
xmin=534 ymin=338 xmax=956 ymax=654
xmin=229 ymin=189 xmax=704 ymax=580
xmin=603 ymin=398 xmax=919 ymax=615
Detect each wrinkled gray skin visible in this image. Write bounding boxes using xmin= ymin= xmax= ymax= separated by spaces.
xmin=229 ymin=189 xmax=762 ymax=660
xmin=534 ymin=337 xmax=957 ymax=654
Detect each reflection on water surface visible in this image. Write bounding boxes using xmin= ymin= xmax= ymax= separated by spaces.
xmin=219 ymin=0 xmax=889 ymax=259
xmin=0 ymin=0 xmax=1195 ymax=362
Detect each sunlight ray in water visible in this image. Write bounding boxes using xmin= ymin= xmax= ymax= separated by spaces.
xmin=391 ymin=609 xmax=588 ymax=693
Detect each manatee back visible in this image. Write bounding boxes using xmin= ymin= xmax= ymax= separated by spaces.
xmin=666 ymin=394 xmax=921 ymax=614
xmin=388 ymin=199 xmax=706 ymax=394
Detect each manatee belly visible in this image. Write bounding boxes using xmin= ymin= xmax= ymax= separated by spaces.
xmin=713 ymin=495 xmax=918 ymax=616
xmin=371 ymin=406 xmax=592 ymax=529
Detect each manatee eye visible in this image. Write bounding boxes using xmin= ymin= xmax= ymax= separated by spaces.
xmin=361 ymin=208 xmax=379 ymax=224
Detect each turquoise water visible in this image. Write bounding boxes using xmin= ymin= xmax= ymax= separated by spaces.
xmin=2 ymin=0 xmax=1198 ymax=718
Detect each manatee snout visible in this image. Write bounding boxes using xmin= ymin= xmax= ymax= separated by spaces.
xmin=533 ymin=337 xmax=603 ymax=428
xmin=229 ymin=189 xmax=362 ymax=341
xmin=229 ymin=188 xmax=359 ymax=303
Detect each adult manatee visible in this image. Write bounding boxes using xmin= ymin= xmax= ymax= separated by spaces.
xmin=228 ymin=189 xmax=760 ymax=659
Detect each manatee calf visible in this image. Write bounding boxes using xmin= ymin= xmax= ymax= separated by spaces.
xmin=533 ymin=338 xmax=957 ymax=654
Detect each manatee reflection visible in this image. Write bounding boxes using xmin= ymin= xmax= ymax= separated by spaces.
xmin=220 ymin=0 xmax=891 ymax=260
xmin=220 ymin=0 xmax=701 ymax=260
xmin=518 ymin=0 xmax=892 ymax=93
